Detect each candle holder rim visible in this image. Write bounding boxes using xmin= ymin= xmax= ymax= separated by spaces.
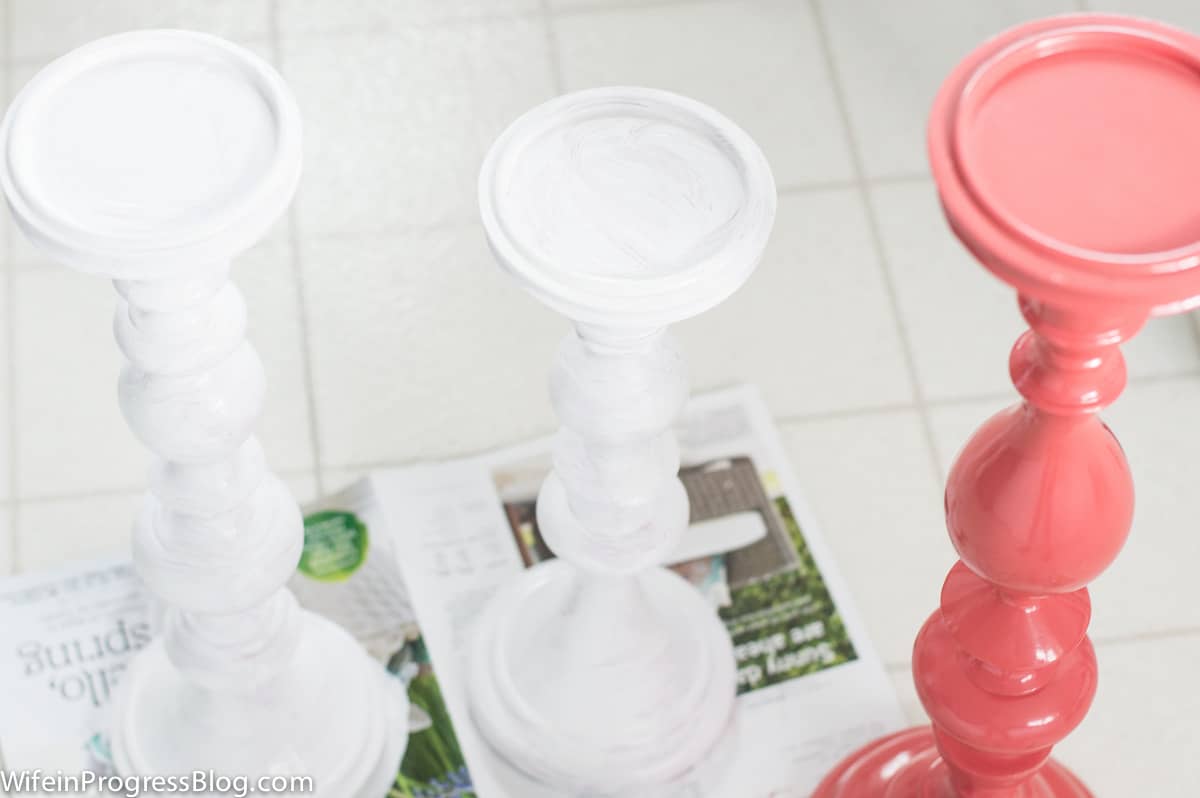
xmin=478 ymin=86 xmax=776 ymax=326
xmin=0 ymin=29 xmax=301 ymax=278
xmin=928 ymin=13 xmax=1200 ymax=314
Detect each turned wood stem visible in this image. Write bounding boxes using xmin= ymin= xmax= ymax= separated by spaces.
xmin=540 ymin=324 xmax=689 ymax=574
xmin=915 ymin=297 xmax=1144 ymax=795
xmin=116 ymin=266 xmax=304 ymax=692
xmin=0 ymin=30 xmax=407 ymax=794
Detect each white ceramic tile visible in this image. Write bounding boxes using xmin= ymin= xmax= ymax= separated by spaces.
xmin=17 ymin=492 xmax=140 ymax=571
xmin=549 ymin=0 xmax=662 ymax=7
xmin=886 ymin=634 xmax=1200 ymax=794
xmin=870 ymin=181 xmax=1020 ymax=401
xmin=553 ymin=0 xmax=855 ymax=188
xmin=5 ymin=65 xmax=45 ymax=270
xmin=1087 ymin=0 xmax=1200 ymax=31
xmin=1120 ymin=316 xmax=1196 ymax=382
xmin=280 ymin=20 xmax=555 ymax=236
xmin=14 ymin=269 xmax=146 ymax=497
xmin=1094 ymin=377 xmax=1200 ymax=641
xmin=927 ymin=378 xmax=1200 ymax=643
xmin=283 ymin=471 xmax=320 ymax=507
xmin=320 ymin=467 xmax=372 ymax=499
xmin=14 ymin=243 xmax=312 ymax=498
xmin=236 ymin=244 xmax=318 ymax=473
xmin=0 ymin=507 xmax=12 ymax=575
xmin=0 ymin=276 xmax=13 ymax=503
xmin=301 ymin=227 xmax=565 ymax=468
xmin=278 ymin=0 xmax=539 ymax=33
xmin=926 ymin=396 xmax=1009 ymax=478
xmin=820 ymin=0 xmax=1078 ymax=178
xmin=872 ymin=181 xmax=1200 ymax=403
xmin=781 ymin=409 xmax=954 ymax=667
xmin=1056 ymin=633 xmax=1200 ymax=797
xmin=9 ymin=0 xmax=271 ymax=63
xmin=551 ymin=0 xmax=687 ymax=9
xmin=678 ymin=190 xmax=914 ymax=418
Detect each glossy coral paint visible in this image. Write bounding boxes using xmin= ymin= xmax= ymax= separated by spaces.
xmin=814 ymin=14 xmax=1200 ymax=797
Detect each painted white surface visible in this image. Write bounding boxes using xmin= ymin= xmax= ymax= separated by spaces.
xmin=469 ymin=87 xmax=774 ymax=794
xmin=481 ymin=87 xmax=775 ymax=328
xmin=498 ymin=112 xmax=747 ymax=278
xmin=0 ymin=30 xmax=404 ymax=796
xmin=1 ymin=1 xmax=1199 ymax=795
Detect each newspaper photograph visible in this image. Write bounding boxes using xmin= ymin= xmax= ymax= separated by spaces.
xmin=372 ymin=384 xmax=906 ymax=797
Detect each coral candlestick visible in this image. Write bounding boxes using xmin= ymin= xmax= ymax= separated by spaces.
xmin=815 ymin=14 xmax=1200 ymax=797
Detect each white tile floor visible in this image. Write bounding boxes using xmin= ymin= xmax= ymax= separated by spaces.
xmin=1 ymin=0 xmax=1198 ymax=794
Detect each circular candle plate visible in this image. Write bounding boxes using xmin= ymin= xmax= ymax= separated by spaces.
xmin=479 ymin=86 xmax=776 ymax=327
xmin=929 ymin=15 xmax=1200 ymax=313
xmin=0 ymin=30 xmax=301 ymax=277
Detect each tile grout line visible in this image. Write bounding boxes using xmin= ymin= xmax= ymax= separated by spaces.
xmin=884 ymin=624 xmax=1200 ymax=671
xmin=775 ymin=400 xmax=922 ymax=426
xmin=270 ymin=0 xmax=327 ymax=499
xmin=18 ymin=465 xmax=320 ymax=505
xmin=124 ymin=7 xmax=543 ymax=50
xmin=773 ymin=367 xmax=1200 ymax=428
xmin=806 ymin=0 xmax=949 ymax=481
xmin=538 ymin=0 xmax=567 ymax=95
xmin=1091 ymin=625 xmax=1200 ymax=649
xmin=4 ymin=0 xmax=19 ymax=574
xmin=551 ymin=0 xmax=706 ymax=17
xmin=1185 ymin=310 xmax=1200 ymax=367
xmin=779 ymin=173 xmax=930 ymax=195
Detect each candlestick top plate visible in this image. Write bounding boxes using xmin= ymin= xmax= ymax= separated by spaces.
xmin=929 ymin=14 xmax=1200 ymax=313
xmin=480 ymin=87 xmax=776 ymax=327
xmin=0 ymin=30 xmax=301 ymax=278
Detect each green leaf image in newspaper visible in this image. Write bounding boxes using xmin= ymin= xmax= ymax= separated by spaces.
xmin=388 ymin=636 xmax=475 ymax=798
xmin=299 ymin=510 xmax=369 ymax=582
xmin=721 ymin=496 xmax=857 ymax=694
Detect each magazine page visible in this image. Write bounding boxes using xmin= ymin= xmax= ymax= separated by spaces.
xmin=373 ymin=384 xmax=906 ymax=797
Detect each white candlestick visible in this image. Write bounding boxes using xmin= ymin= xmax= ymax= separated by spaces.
xmin=0 ymin=31 xmax=406 ymax=796
xmin=470 ymin=87 xmax=777 ymax=794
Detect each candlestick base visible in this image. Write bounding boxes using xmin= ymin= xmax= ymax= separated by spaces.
xmin=110 ymin=612 xmax=408 ymax=798
xmin=812 ymin=727 xmax=1092 ymax=798
xmin=468 ymin=559 xmax=736 ymax=795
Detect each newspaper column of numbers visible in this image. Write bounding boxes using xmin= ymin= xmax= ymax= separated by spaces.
xmin=468 ymin=87 xmax=777 ymax=794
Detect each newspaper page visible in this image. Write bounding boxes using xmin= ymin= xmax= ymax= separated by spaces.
xmin=290 ymin=480 xmax=475 ymax=797
xmin=0 ymin=496 xmax=468 ymax=797
xmin=0 ymin=556 xmax=152 ymax=792
xmin=0 ymin=384 xmax=905 ymax=798
xmin=372 ymin=384 xmax=906 ymax=797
